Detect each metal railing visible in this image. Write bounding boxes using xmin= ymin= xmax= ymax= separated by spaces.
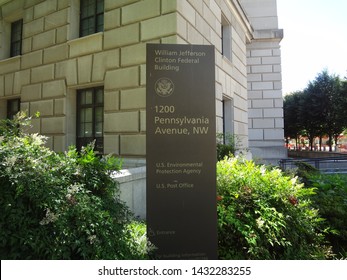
xmin=279 ymin=156 xmax=347 ymax=174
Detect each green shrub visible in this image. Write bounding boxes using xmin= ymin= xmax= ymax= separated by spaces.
xmin=293 ymin=161 xmax=319 ymax=185
xmin=0 ymin=113 xmax=147 ymax=259
xmin=216 ymin=133 xmax=241 ymax=161
xmin=217 ymin=157 xmax=331 ymax=259
xmin=124 ymin=220 xmax=155 ymax=259
xmin=306 ymin=173 xmax=347 ymax=258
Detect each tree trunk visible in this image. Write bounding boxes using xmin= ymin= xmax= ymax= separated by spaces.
xmin=328 ymin=134 xmax=333 ymax=152
xmin=309 ymin=137 xmax=314 ymax=151
xmin=334 ymin=134 xmax=339 ymax=152
xmin=295 ymin=137 xmax=299 ymax=150
xmin=319 ymin=136 xmax=323 ymax=151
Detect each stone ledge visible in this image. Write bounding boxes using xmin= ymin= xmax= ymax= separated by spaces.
xmin=0 ymin=56 xmax=21 ymax=75
xmin=112 ymin=165 xmax=146 ymax=219
xmin=68 ymin=32 xmax=103 ymax=58
xmin=112 ymin=166 xmax=146 ymax=183
xmin=253 ymin=29 xmax=283 ymax=40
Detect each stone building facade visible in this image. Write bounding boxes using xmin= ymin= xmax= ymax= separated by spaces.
xmin=241 ymin=0 xmax=286 ymax=163
xmin=0 ymin=0 xmax=286 ymax=167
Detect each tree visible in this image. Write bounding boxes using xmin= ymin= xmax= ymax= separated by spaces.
xmin=284 ymin=92 xmax=303 ymax=149
xmin=339 ymin=79 xmax=347 ymax=132
xmin=308 ymin=70 xmax=346 ymax=151
xmin=298 ymin=88 xmax=323 ymax=151
xmin=0 ymin=113 xmax=147 ymax=259
xmin=284 ymin=70 xmax=347 ymax=152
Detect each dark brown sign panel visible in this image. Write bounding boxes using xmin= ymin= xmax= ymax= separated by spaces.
xmin=146 ymin=44 xmax=217 ymax=259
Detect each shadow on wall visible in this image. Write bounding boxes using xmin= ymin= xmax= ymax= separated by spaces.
xmin=113 ymin=166 xmax=146 ymax=220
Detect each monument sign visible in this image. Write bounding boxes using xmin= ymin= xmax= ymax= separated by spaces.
xmin=146 ymin=44 xmax=217 ymax=259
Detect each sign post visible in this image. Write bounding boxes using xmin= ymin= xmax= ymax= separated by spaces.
xmin=146 ymin=44 xmax=217 ymax=259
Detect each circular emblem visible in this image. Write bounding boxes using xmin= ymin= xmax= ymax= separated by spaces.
xmin=155 ymin=78 xmax=174 ymax=97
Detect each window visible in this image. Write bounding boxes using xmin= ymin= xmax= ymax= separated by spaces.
xmin=221 ymin=15 xmax=232 ymax=61
xmin=7 ymin=99 xmax=20 ymax=119
xmin=10 ymin=19 xmax=23 ymax=57
xmin=79 ymin=0 xmax=104 ymax=37
xmin=77 ymin=87 xmax=104 ymax=153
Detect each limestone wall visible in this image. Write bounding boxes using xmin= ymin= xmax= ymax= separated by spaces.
xmin=171 ymin=0 xmax=253 ymax=148
xmin=0 ymin=0 xmax=287 ymax=218
xmin=113 ymin=166 xmax=146 ymax=219
xmin=0 ymin=0 xmax=253 ymax=159
xmin=0 ymin=0 xmax=161 ymax=159
xmin=240 ymin=0 xmax=287 ymax=164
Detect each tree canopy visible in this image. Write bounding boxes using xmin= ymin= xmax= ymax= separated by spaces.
xmin=283 ymin=70 xmax=347 ymax=151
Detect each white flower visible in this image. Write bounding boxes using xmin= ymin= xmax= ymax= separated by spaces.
xmin=39 ymin=208 xmax=58 ymax=225
xmin=88 ymin=235 xmax=97 ymax=244
xmin=256 ymin=217 xmax=265 ymax=229
xmin=67 ymin=183 xmax=82 ymax=194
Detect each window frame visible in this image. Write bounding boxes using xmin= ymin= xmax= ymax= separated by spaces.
xmin=10 ymin=19 xmax=23 ymax=57
xmin=221 ymin=15 xmax=232 ymax=62
xmin=76 ymin=87 xmax=104 ymax=153
xmin=79 ymin=0 xmax=104 ymax=37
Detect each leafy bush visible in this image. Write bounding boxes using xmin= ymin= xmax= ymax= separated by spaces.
xmin=217 ymin=133 xmax=243 ymax=161
xmin=217 ymin=157 xmax=331 ymax=259
xmin=124 ymin=220 xmax=155 ymax=258
xmin=293 ymin=161 xmax=319 ymax=185
xmin=289 ymin=162 xmax=347 ymax=258
xmin=306 ymin=173 xmax=347 ymax=258
xmin=0 ymin=113 xmax=148 ymax=259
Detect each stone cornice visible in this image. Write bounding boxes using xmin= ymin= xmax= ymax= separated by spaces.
xmin=253 ymin=28 xmax=283 ymax=42
xmin=229 ymin=0 xmax=254 ymax=42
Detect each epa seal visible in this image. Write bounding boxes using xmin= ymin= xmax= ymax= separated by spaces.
xmin=155 ymin=78 xmax=174 ymax=97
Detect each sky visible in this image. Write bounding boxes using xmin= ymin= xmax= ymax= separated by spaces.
xmin=276 ymin=0 xmax=347 ymax=94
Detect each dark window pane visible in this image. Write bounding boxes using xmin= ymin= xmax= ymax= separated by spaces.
xmin=84 ymin=123 xmax=93 ymax=137
xmin=88 ymin=3 xmax=95 ymax=16
xmin=81 ymin=0 xmax=93 ymax=17
xmin=88 ymin=17 xmax=95 ymax=34
xmin=95 ymin=107 xmax=103 ymax=122
xmin=12 ymin=43 xmax=20 ymax=54
xmin=10 ymin=99 xmax=19 ymax=112
xmin=78 ymin=123 xmax=85 ymax=137
xmin=81 ymin=19 xmax=89 ymax=30
xmin=12 ymin=30 xmax=21 ymax=41
xmin=95 ymin=122 xmax=103 ymax=136
xmin=97 ymin=0 xmax=104 ymax=13
xmin=79 ymin=91 xmax=86 ymax=105
xmin=96 ymin=14 xmax=103 ymax=32
xmin=85 ymin=90 xmax=93 ymax=104
xmin=77 ymin=88 xmax=104 ymax=153
xmin=7 ymin=99 xmax=20 ymax=119
xmin=85 ymin=108 xmax=93 ymax=122
xmin=80 ymin=0 xmax=104 ymax=37
xmin=79 ymin=109 xmax=85 ymax=124
xmin=81 ymin=5 xmax=88 ymax=18
xmin=96 ymin=88 xmax=103 ymax=104
xmin=10 ymin=20 xmax=23 ymax=57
